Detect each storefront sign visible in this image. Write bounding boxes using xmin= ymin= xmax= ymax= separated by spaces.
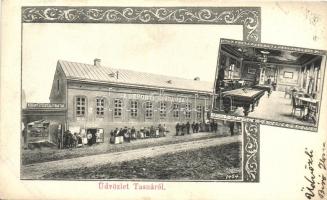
xmin=27 ymin=103 xmax=65 ymax=109
xmin=123 ymin=93 xmax=189 ymax=103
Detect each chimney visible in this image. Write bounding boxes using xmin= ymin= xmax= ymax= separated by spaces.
xmin=194 ymin=77 xmax=200 ymax=81
xmin=94 ymin=58 xmax=101 ymax=66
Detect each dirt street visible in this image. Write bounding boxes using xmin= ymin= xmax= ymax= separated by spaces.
xmin=22 ymin=135 xmax=241 ymax=179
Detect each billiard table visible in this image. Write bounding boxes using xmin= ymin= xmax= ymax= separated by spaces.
xmin=252 ymin=84 xmax=272 ymax=97
xmin=221 ymin=88 xmax=265 ymax=116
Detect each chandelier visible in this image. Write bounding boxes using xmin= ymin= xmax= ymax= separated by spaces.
xmin=259 ymin=50 xmax=270 ymax=63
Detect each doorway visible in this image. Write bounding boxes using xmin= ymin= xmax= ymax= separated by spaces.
xmin=86 ymin=128 xmax=97 ymax=145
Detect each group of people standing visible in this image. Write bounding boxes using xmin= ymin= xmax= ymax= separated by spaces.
xmin=175 ymin=121 xmax=219 ymax=136
xmin=56 ymin=120 xmax=237 ymax=149
xmin=109 ymin=124 xmax=168 ymax=144
xmin=174 ymin=120 xmax=239 ymax=136
xmin=60 ymin=130 xmax=83 ymax=149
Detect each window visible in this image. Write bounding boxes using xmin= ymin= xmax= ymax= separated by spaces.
xmin=75 ymin=96 xmax=86 ymax=117
xmin=96 ymin=97 xmax=105 ymax=117
xmin=57 ymin=79 xmax=60 ymax=92
xmin=185 ymin=103 xmax=192 ymax=118
xmin=173 ymin=103 xmax=179 ymax=118
xmin=145 ymin=101 xmax=153 ymax=118
xmin=114 ymin=99 xmax=122 ymax=117
xmin=197 ymin=105 xmax=202 ymax=119
xmin=159 ymin=102 xmax=166 ymax=118
xmin=317 ymin=68 xmax=321 ymax=92
xmin=220 ymin=54 xmax=226 ymax=66
xmin=130 ymin=101 xmax=138 ymax=117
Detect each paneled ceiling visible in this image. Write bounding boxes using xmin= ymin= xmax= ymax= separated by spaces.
xmin=221 ymin=44 xmax=321 ymax=66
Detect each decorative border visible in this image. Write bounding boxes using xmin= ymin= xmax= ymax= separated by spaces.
xmin=22 ymin=6 xmax=261 ymax=42
xmin=243 ymin=122 xmax=259 ymax=182
xmin=211 ymin=113 xmax=318 ymax=132
xmin=220 ymin=38 xmax=326 ymax=55
xmin=21 ymin=6 xmax=261 ymax=182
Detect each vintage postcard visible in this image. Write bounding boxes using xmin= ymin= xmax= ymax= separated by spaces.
xmin=0 ymin=1 xmax=327 ymax=200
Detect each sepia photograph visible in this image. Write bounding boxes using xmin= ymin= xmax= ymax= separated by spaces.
xmin=20 ymin=7 xmax=260 ymax=181
xmin=212 ymin=39 xmax=326 ymax=130
xmin=21 ymin=58 xmax=245 ymax=180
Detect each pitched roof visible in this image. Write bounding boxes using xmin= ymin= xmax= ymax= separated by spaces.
xmin=58 ymin=60 xmax=213 ymax=93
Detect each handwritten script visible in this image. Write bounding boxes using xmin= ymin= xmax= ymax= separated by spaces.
xmin=302 ymin=142 xmax=326 ymax=199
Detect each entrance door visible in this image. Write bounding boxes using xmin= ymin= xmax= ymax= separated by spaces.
xmin=86 ymin=128 xmax=97 ymax=145
xmin=84 ymin=128 xmax=105 ymax=144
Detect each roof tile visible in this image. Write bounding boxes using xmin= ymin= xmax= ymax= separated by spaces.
xmin=58 ymin=60 xmax=213 ymax=93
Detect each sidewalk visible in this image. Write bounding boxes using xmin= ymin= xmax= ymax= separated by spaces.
xmin=22 ymin=135 xmax=241 ymax=179
xmin=22 ymin=130 xmax=232 ymax=165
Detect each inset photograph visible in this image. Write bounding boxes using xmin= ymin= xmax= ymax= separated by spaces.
xmin=213 ymin=39 xmax=326 ymax=130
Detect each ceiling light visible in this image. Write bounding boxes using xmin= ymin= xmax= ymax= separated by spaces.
xmin=260 ymin=50 xmax=270 ymax=55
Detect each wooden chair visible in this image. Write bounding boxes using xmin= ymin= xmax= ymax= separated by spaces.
xmin=291 ymin=96 xmax=305 ymax=118
xmin=307 ymin=103 xmax=318 ymax=124
xmin=304 ymin=93 xmax=311 ymax=98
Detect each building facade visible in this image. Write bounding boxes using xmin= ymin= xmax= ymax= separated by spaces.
xmin=48 ymin=59 xmax=213 ymax=142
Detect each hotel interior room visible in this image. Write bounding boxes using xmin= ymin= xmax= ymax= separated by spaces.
xmin=214 ymin=41 xmax=325 ymax=126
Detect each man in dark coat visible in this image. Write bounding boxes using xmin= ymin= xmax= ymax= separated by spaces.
xmin=124 ymin=128 xmax=131 ymax=143
xmin=122 ymin=127 xmax=128 ymax=142
xmin=158 ymin=124 xmax=164 ymax=137
xmin=175 ymin=123 xmax=180 ymax=136
xmin=186 ymin=122 xmax=190 ymax=134
xmin=210 ymin=121 xmax=214 ymax=132
xmin=195 ymin=122 xmax=199 ymax=133
xmin=131 ymin=127 xmax=136 ymax=140
xmin=56 ymin=129 xmax=61 ymax=149
xmin=109 ymin=129 xmax=116 ymax=144
xmin=181 ymin=123 xmax=185 ymax=136
xmin=150 ymin=126 xmax=155 ymax=138
xmin=213 ymin=121 xmax=218 ymax=133
xmin=118 ymin=128 xmax=124 ymax=136
xmin=229 ymin=122 xmax=235 ymax=136
xmin=192 ymin=122 xmax=196 ymax=133
xmin=63 ymin=131 xmax=67 ymax=148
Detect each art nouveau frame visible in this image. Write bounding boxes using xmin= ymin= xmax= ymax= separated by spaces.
xmin=21 ymin=6 xmax=261 ymax=182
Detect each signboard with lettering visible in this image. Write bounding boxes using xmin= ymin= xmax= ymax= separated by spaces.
xmin=122 ymin=93 xmax=189 ymax=103
xmin=27 ymin=103 xmax=65 ymax=109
